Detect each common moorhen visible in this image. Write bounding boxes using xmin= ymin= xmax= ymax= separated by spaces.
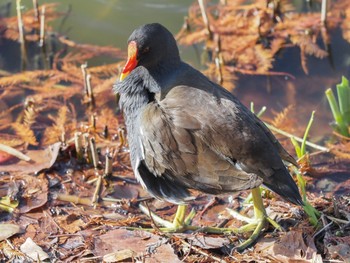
xmin=114 ymin=23 xmax=303 ymax=250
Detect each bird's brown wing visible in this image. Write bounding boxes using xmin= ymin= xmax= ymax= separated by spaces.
xmin=138 ymin=86 xmax=262 ymax=197
xmin=152 ymin=84 xmax=302 ymax=205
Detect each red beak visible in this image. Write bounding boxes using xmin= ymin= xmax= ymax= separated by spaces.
xmin=120 ymin=41 xmax=138 ymax=81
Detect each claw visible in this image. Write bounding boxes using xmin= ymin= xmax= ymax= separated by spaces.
xmin=135 ymin=188 xmax=284 ymax=251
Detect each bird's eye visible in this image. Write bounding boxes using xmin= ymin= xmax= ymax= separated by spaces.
xmin=142 ymin=47 xmax=150 ymax=53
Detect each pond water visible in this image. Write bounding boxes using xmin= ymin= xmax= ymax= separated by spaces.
xmin=8 ymin=0 xmax=197 ymax=66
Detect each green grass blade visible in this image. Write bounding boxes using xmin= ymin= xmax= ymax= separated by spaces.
xmin=250 ymin=102 xmax=255 ymax=113
xmin=336 ymin=76 xmax=350 ymax=125
xmin=250 ymin=102 xmax=266 ymax=117
xmin=303 ymin=200 xmax=320 ymax=226
xmin=301 ymin=111 xmax=315 ymax=157
xmin=291 ymin=137 xmax=301 ymax=159
xmin=256 ymin=106 xmax=266 ymax=118
xmin=325 ymin=88 xmax=349 ymax=137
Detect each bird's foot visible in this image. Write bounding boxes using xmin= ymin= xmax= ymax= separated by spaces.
xmin=132 ymin=188 xmax=283 ymax=251
xmin=135 ymin=203 xmax=199 ymax=233
xmin=224 ymin=206 xmax=283 ymax=251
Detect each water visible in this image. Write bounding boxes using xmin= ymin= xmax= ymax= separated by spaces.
xmin=9 ymin=0 xmax=196 ymax=65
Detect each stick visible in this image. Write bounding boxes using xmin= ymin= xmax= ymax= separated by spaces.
xmin=321 ymin=0 xmax=327 ymax=26
xmin=0 ymin=143 xmax=31 ymax=162
xmin=265 ymin=123 xmax=329 ymax=152
xmin=198 ymin=0 xmax=212 ymax=39
xmin=16 ymin=0 xmax=28 ymax=70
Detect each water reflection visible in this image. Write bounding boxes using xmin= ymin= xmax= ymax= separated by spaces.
xmin=16 ymin=0 xmax=192 ymax=48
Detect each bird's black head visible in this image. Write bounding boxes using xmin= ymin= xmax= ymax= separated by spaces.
xmin=120 ymin=23 xmax=180 ymax=81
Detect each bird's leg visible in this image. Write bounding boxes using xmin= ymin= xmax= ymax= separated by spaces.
xmin=136 ymin=189 xmax=282 ymax=250
xmin=172 ymin=204 xmax=187 ymax=228
xmin=138 ymin=203 xmax=198 ymax=232
xmin=227 ymin=187 xmax=283 ymax=251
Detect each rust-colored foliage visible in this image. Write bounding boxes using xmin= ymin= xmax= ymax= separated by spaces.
xmin=177 ymin=0 xmax=350 ymax=89
xmin=1 ymin=3 xmax=62 ymax=42
xmin=0 ymin=2 xmax=126 ymax=153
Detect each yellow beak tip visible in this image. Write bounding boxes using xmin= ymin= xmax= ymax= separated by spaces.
xmin=119 ymin=72 xmax=128 ymax=81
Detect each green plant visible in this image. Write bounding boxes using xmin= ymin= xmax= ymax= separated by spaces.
xmin=325 ymin=76 xmax=350 ymax=137
xmin=291 ymin=111 xmax=320 ymax=226
xmin=250 ymin=104 xmax=321 ymax=226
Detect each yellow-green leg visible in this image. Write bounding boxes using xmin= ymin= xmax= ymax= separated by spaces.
xmin=137 ymin=188 xmax=282 ymax=251
xmin=229 ymin=187 xmax=282 ymax=251
xmin=138 ymin=203 xmax=198 ymax=232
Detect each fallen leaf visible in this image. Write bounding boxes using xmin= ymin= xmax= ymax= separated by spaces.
xmin=255 ymin=231 xmax=323 ymax=263
xmin=56 ymin=214 xmax=85 ymax=234
xmin=19 ymin=173 xmax=49 ymax=213
xmin=328 ymin=243 xmax=350 ymax=263
xmin=94 ymin=229 xmax=181 ymax=263
xmin=0 ymin=223 xmax=21 ymax=241
xmin=108 ymin=184 xmax=139 ymax=200
xmin=0 ymin=142 xmax=61 ymax=173
xmin=103 ymin=249 xmax=136 ymax=262
xmin=20 ymin=237 xmax=50 ymax=261
xmin=175 ymin=233 xmax=231 ymax=249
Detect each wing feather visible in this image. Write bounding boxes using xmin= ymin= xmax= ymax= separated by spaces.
xmin=138 ymin=88 xmax=263 ymax=199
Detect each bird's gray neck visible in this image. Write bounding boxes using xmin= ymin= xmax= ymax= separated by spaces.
xmin=113 ymin=67 xmax=161 ymax=169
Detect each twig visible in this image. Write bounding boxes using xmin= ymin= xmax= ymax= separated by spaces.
xmin=48 ymin=234 xmax=81 ymax=238
xmin=101 ymin=197 xmax=123 ymax=203
xmin=39 ymin=5 xmax=45 ymax=47
xmin=16 ymin=0 xmax=28 ymax=70
xmin=102 ymin=125 xmax=109 ymax=139
xmin=89 ymin=137 xmax=99 ymax=168
xmin=86 ymin=74 xmax=95 ymax=108
xmin=139 ymin=203 xmax=173 ymax=228
xmin=326 ymin=215 xmax=350 ymax=225
xmin=265 ymin=123 xmax=329 ymax=152
xmin=104 ymin=150 xmax=113 ymax=176
xmin=91 ymin=174 xmax=103 ymax=206
xmin=145 ymin=202 xmax=162 ymax=232
xmin=179 ymin=238 xmax=227 ymax=263
xmin=39 ymin=5 xmax=49 ymax=69
xmin=118 ymin=127 xmax=126 ymax=148
xmin=313 ymin=220 xmax=332 ymax=238
xmin=32 ymin=0 xmax=39 ymax=22
xmin=321 ymin=0 xmax=327 ymax=26
xmin=226 ymin=66 xmax=296 ymax=80
xmin=81 ymin=63 xmax=88 ymax=96
xmin=61 ymin=131 xmax=66 ymax=145
xmin=214 ymin=35 xmax=223 ymax=85
xmin=43 ymin=211 xmax=63 ymax=233
xmin=198 ymin=0 xmax=212 ymax=39
xmin=90 ymin=114 xmax=96 ymax=130
xmin=79 ymin=256 xmax=103 ymax=262
xmin=83 ymin=133 xmax=92 ymax=164
xmin=199 ymin=197 xmax=218 ymax=219
xmin=74 ymin=132 xmax=83 ymax=161
xmin=0 ymin=143 xmax=31 ymax=162
xmin=56 ymin=193 xmax=94 ymax=206
xmin=56 ymin=193 xmax=115 ymax=207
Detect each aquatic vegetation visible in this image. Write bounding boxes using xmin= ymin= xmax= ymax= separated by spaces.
xmin=177 ymin=0 xmax=350 ymax=89
xmin=291 ymin=111 xmax=320 ymax=226
xmin=326 ymin=76 xmax=350 ymax=138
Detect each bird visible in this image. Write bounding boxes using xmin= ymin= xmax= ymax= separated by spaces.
xmin=114 ymin=23 xmax=303 ymax=250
